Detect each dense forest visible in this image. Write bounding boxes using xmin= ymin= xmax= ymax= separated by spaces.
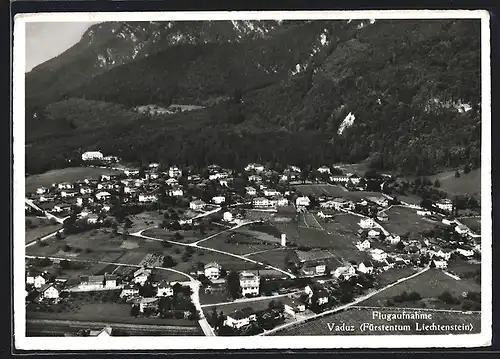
xmin=25 ymin=19 xmax=481 ymax=176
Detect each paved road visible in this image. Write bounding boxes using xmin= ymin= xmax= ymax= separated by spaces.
xmin=25 ymin=199 xmax=68 ymax=224
xmin=25 ymin=228 xmax=63 ymax=248
xmin=260 ymin=266 xmax=430 ymax=336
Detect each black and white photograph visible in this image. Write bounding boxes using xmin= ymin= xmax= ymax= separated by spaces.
xmin=13 ymin=10 xmax=491 ymax=350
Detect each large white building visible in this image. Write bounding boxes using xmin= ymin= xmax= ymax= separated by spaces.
xmin=436 ymin=198 xmax=454 ymax=212
xmin=239 ymin=272 xmax=260 ymax=297
xmin=358 ymin=217 xmax=376 ymax=229
xmin=296 ymin=196 xmax=311 ymax=207
xmin=81 ymin=151 xmax=104 ymax=161
xmin=204 ymin=262 xmax=222 ymax=281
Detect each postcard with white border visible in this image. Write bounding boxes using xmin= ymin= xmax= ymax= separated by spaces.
xmin=13 ymin=9 xmax=492 ymax=350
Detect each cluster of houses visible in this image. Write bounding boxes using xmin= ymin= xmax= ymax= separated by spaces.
xmin=25 ymin=265 xmax=177 ymax=314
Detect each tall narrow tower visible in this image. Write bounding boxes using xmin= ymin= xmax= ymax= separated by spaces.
xmin=281 ymin=233 xmax=287 ymax=247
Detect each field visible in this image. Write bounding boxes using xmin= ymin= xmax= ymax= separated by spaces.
xmin=383 ymin=206 xmax=443 ymax=236
xmin=361 ymin=269 xmax=481 ymax=308
xmin=294 ymin=184 xmax=348 ymax=197
xmin=245 ymin=248 xmax=296 ymax=271
xmin=25 ymin=217 xmax=62 ymax=244
xmin=274 ymin=214 xmax=368 ymax=264
xmin=273 ymin=307 xmax=480 ymax=335
xmin=26 ymin=166 xmax=121 ymax=193
xmin=376 ymin=267 xmax=420 ymax=287
xmin=142 ymin=225 xmax=220 ymax=243
xmin=199 ymin=232 xmax=278 ymax=256
xmin=430 ymin=168 xmax=481 ymax=198
xmin=125 ymin=211 xmax=166 ymax=233
xmin=458 ymin=217 xmax=481 ymax=234
xmin=446 ymin=258 xmax=481 ymax=278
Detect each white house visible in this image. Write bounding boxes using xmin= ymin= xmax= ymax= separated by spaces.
xmin=204 ymin=262 xmax=222 ymax=281
xmin=368 ymin=229 xmax=381 ymax=238
xmin=60 ymin=190 xmax=78 ymax=198
xmin=190 ymin=200 xmax=206 ymax=211
xmin=355 ymin=239 xmax=371 ymax=251
xmin=263 ymin=188 xmax=280 ymax=197
xmin=436 ymin=198 xmax=454 ymax=213
xmin=87 ymin=215 xmax=99 ymax=224
xmin=169 ymin=166 xmax=182 ymax=178
xmin=317 ymin=166 xmax=331 ymax=174
xmin=370 ymin=248 xmax=387 ymax=262
xmin=332 ymin=265 xmax=356 ymax=280
xmin=296 ymin=196 xmax=311 ymax=207
xmin=386 ymin=235 xmax=401 ymax=245
xmin=456 ymin=248 xmax=474 ymax=258
xmin=282 ymin=297 xmax=306 ymax=317
xmin=358 ymin=261 xmax=374 ymax=274
xmin=79 ymin=187 xmax=93 ymax=195
xmin=89 ymin=326 xmax=113 ymax=337
xmin=433 ymin=258 xmax=448 ymax=269
xmin=81 ymin=151 xmax=103 ymax=161
xmin=39 ymin=284 xmax=60 ymax=300
xmin=57 ymin=182 xmax=74 ymax=190
xmin=245 ymin=163 xmax=265 ymax=172
xmin=317 ymin=210 xmax=335 ymax=219
xmin=253 ymin=197 xmax=273 ymax=208
xmin=245 ymin=187 xmax=257 ymax=196
xmin=27 ymin=273 xmax=47 ymax=289
xmin=274 ymin=197 xmax=289 ymax=207
xmin=132 ymin=268 xmax=152 ymax=285
xmin=224 ymin=308 xmax=256 ymax=329
xmin=169 ymin=188 xmax=184 ymax=197
xmin=95 ymin=191 xmax=111 ymax=201
xmin=120 ymin=284 xmax=140 ymax=298
xmin=223 ymin=212 xmax=234 ymax=222
xmin=36 ymin=187 xmax=48 ymax=195
xmin=359 ymin=218 xmax=376 ymax=229
xmin=124 ymin=169 xmax=140 ymax=177
xmin=138 ymin=194 xmax=158 ymax=203
xmin=212 ymin=196 xmax=226 ymax=205
xmin=156 ymin=281 xmax=174 ymax=297
xmin=248 ymin=175 xmax=262 ymax=183
xmin=239 ymin=272 xmax=260 ymax=297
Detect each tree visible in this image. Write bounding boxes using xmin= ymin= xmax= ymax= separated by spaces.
xmin=162 ymin=255 xmax=177 ymax=268
xmin=455 ymin=170 xmax=461 ymax=178
xmin=60 ymin=259 xmax=71 ymax=270
xmin=130 ymin=305 xmax=140 ymax=317
xmin=433 ymin=179 xmax=441 ymax=188
xmin=226 ymin=270 xmax=241 ymax=299
xmin=463 ymin=164 xmax=471 ymax=174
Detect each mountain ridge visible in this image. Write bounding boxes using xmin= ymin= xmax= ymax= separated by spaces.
xmin=25 ymin=19 xmax=481 ymax=176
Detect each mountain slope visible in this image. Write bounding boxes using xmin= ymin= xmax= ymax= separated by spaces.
xmin=25 ymin=19 xmax=481 ymax=176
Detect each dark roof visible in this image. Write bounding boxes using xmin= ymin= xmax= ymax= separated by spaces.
xmin=230 ymin=307 xmax=255 ymax=320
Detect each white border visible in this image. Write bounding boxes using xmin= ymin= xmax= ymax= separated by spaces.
xmin=13 ymin=10 xmax=492 ymax=350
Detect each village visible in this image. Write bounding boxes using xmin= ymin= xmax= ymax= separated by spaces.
xmin=24 ymin=150 xmax=482 ymax=337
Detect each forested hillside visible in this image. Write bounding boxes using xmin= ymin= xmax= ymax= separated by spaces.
xmin=25 ymin=19 xmax=481 ymax=176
